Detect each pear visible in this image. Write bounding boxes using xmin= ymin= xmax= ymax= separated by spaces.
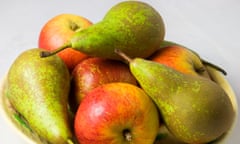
xmin=116 ymin=50 xmax=235 ymax=144
xmin=5 ymin=48 xmax=74 ymax=144
xmin=40 ymin=1 xmax=165 ymax=60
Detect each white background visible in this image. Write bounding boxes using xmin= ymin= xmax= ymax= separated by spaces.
xmin=0 ymin=0 xmax=239 ymax=143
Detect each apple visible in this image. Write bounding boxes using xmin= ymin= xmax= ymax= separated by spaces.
xmin=149 ymin=44 xmax=211 ymax=78
xmin=74 ymin=82 xmax=160 ymax=144
xmin=38 ymin=13 xmax=92 ymax=71
xmin=70 ymin=57 xmax=137 ymax=111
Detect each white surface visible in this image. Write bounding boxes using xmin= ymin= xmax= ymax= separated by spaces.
xmin=0 ymin=0 xmax=239 ymax=143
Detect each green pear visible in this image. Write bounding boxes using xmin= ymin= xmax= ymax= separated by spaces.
xmin=40 ymin=1 xmax=165 ymax=60
xmin=116 ymin=50 xmax=235 ymax=144
xmin=5 ymin=48 xmax=74 ymax=144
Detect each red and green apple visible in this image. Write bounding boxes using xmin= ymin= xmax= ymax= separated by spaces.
xmin=74 ymin=82 xmax=160 ymax=144
xmin=38 ymin=13 xmax=92 ymax=71
xmin=70 ymin=57 xmax=137 ymax=111
xmin=149 ymin=43 xmax=210 ymax=78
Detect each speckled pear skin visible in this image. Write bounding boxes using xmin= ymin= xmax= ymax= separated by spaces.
xmin=129 ymin=58 xmax=234 ymax=144
xmin=5 ymin=48 xmax=73 ymax=144
xmin=70 ymin=1 xmax=165 ymax=59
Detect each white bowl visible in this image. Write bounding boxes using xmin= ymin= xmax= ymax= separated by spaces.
xmin=0 ymin=66 xmax=238 ymax=144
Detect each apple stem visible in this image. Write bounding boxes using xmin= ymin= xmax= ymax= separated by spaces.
xmin=201 ymin=59 xmax=227 ymax=75
xmin=195 ymin=66 xmax=206 ymax=73
xmin=40 ymin=43 xmax=72 ymax=58
xmin=67 ymin=139 xmax=74 ymax=144
xmin=115 ymin=49 xmax=133 ymax=63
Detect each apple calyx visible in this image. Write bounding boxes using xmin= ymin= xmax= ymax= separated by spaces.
xmin=69 ymin=22 xmax=82 ymax=32
xmin=40 ymin=43 xmax=72 ymax=58
xmin=123 ymin=129 xmax=132 ymax=142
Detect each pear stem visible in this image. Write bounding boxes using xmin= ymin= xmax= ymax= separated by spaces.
xmin=114 ymin=49 xmax=133 ymax=63
xmin=40 ymin=43 xmax=72 ymax=58
xmin=201 ymin=59 xmax=227 ymax=75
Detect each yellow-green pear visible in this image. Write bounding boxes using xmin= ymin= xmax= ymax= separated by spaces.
xmin=116 ymin=50 xmax=235 ymax=144
xmin=5 ymin=48 xmax=74 ymax=144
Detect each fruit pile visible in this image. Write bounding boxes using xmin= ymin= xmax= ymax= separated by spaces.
xmin=4 ymin=1 xmax=235 ymax=144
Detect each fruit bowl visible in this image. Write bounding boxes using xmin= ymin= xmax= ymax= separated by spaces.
xmin=0 ymin=66 xmax=238 ymax=144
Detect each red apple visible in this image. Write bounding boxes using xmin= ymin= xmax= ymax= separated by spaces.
xmin=70 ymin=57 xmax=137 ymax=111
xmin=74 ymin=82 xmax=160 ymax=144
xmin=38 ymin=13 xmax=93 ymax=71
xmin=149 ymin=44 xmax=210 ymax=78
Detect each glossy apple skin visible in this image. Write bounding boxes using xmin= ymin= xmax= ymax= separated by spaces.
xmin=74 ymin=83 xmax=159 ymax=144
xmin=38 ymin=14 xmax=92 ymax=71
xmin=149 ymin=45 xmax=210 ymax=78
xmin=70 ymin=57 xmax=137 ymax=111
